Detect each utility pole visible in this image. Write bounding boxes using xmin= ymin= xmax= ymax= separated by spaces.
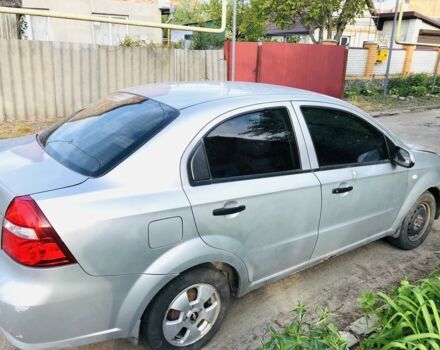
xmin=383 ymin=0 xmax=399 ymax=98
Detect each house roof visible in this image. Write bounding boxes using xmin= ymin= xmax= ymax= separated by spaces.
xmin=266 ymin=22 xmax=309 ymax=36
xmin=0 ymin=0 xmax=21 ymax=7
xmin=377 ymin=11 xmax=440 ymax=30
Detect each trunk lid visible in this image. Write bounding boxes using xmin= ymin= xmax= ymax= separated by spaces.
xmin=0 ymin=135 xmax=87 ymax=214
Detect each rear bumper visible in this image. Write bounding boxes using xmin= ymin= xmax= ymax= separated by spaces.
xmin=0 ymin=251 xmax=173 ymax=349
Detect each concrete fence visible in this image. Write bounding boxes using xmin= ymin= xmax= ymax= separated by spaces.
xmin=0 ymin=14 xmax=18 ymax=40
xmin=346 ymin=42 xmax=440 ymax=79
xmin=0 ymin=39 xmax=226 ymax=121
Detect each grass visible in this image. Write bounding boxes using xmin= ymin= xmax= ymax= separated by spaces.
xmin=359 ymin=273 xmax=440 ymax=350
xmin=260 ymin=304 xmax=347 ymax=350
xmin=347 ymin=95 xmax=440 ymax=113
xmin=0 ymin=121 xmax=54 ymax=139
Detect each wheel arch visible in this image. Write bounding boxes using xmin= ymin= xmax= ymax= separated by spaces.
xmin=392 ymin=172 xmax=440 ymax=234
xmin=118 ymin=240 xmax=249 ymax=341
xmin=428 ymin=186 xmax=440 ymax=219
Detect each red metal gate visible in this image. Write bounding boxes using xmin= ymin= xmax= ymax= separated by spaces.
xmin=224 ymin=41 xmax=348 ymax=98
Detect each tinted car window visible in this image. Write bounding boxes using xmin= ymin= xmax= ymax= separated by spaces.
xmin=203 ymin=108 xmax=300 ymax=179
xmin=39 ymin=92 xmax=179 ymax=177
xmin=301 ymin=107 xmax=389 ymax=167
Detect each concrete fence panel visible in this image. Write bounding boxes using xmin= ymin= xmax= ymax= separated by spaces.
xmin=0 ymin=14 xmax=18 ymax=40
xmin=0 ymin=39 xmax=227 ymax=122
xmin=373 ymin=49 xmax=406 ymax=76
xmin=346 ymin=48 xmax=369 ymax=77
xmin=411 ymin=50 xmax=438 ymax=74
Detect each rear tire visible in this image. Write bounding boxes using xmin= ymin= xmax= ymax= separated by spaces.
xmin=141 ymin=267 xmax=230 ymax=350
xmin=388 ymin=191 xmax=436 ymax=250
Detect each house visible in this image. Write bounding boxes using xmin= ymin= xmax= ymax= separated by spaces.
xmin=266 ymin=0 xmax=440 ymax=48
xmin=266 ymin=22 xmax=313 ymax=44
xmin=376 ymin=11 xmax=440 ymax=47
xmin=5 ymin=0 xmax=167 ymax=45
xmin=169 ymin=20 xmax=225 ymax=48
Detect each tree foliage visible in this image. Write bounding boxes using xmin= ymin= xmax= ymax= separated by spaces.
xmin=172 ymin=0 xmax=269 ymax=43
xmin=172 ymin=0 xmax=208 ymax=25
xmin=205 ymin=0 xmax=269 ymax=41
xmin=258 ymin=0 xmax=375 ymax=43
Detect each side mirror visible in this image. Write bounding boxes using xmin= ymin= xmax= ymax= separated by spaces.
xmin=392 ymin=147 xmax=415 ymax=168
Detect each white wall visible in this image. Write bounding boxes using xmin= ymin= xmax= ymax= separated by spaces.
xmin=346 ymin=49 xmax=369 ymax=76
xmin=412 ymin=50 xmax=438 ymax=73
xmin=22 ymin=0 xmax=163 ymax=44
xmin=377 ymin=18 xmax=439 ymax=48
xmin=373 ymin=49 xmax=406 ymax=75
xmin=346 ymin=47 xmax=438 ymax=78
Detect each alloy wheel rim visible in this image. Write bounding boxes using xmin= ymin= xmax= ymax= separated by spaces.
xmin=162 ymin=283 xmax=221 ymax=347
xmin=406 ymin=202 xmax=431 ymax=242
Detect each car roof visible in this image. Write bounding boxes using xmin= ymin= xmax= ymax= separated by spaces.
xmin=123 ymin=81 xmax=343 ymax=110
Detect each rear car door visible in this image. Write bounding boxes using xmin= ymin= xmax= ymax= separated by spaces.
xmin=294 ymin=103 xmax=408 ymax=259
xmin=181 ymin=103 xmax=322 ymax=283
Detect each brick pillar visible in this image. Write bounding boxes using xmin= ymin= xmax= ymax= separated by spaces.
xmin=363 ymin=41 xmax=378 ymax=79
xmin=435 ymin=48 xmax=440 ymax=75
xmin=402 ymin=45 xmax=416 ymax=77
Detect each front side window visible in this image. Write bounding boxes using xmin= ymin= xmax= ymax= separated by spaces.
xmin=301 ymin=107 xmax=389 ymax=167
xmin=39 ymin=92 xmax=179 ymax=177
xmin=201 ymin=108 xmax=300 ymax=180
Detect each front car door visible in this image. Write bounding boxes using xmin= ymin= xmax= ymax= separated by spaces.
xmin=293 ymin=102 xmax=408 ymax=260
xmin=181 ymin=102 xmax=322 ymax=284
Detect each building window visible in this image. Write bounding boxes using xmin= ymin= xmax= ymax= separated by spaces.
xmin=92 ymin=13 xmax=129 ymax=46
xmin=24 ymin=9 xmax=52 ymax=41
xmin=340 ymin=36 xmax=351 ymax=46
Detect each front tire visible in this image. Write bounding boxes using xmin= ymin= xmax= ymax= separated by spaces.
xmin=388 ymin=191 xmax=436 ymax=250
xmin=141 ymin=267 xmax=230 ymax=350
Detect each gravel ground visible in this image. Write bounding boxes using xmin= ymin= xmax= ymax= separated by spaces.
xmin=0 ymin=108 xmax=439 ymax=350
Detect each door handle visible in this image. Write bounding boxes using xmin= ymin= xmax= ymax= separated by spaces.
xmin=332 ymin=186 xmax=354 ymax=194
xmin=213 ymin=205 xmax=246 ymax=216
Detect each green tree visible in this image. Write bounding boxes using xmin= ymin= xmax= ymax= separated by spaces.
xmin=204 ymin=0 xmax=269 ymax=42
xmin=258 ymin=0 xmax=375 ymax=44
xmin=190 ymin=32 xmax=224 ymax=50
xmin=172 ymin=0 xmax=208 ymax=25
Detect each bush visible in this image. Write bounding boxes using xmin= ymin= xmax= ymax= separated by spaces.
xmin=345 ymin=74 xmax=437 ymax=99
xmin=359 ymin=274 xmax=440 ymax=350
xmin=190 ymin=32 xmax=224 ymax=50
xmin=409 ymin=85 xmax=428 ymax=97
xmin=344 ymin=89 xmax=358 ymax=101
xmin=260 ymin=304 xmax=347 ymax=350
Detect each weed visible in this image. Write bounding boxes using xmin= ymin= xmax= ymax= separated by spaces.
xmin=260 ymin=303 xmax=347 ymax=350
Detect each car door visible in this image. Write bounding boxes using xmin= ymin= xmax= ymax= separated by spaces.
xmin=181 ymin=103 xmax=322 ymax=283
xmin=294 ymin=102 xmax=408 ymax=260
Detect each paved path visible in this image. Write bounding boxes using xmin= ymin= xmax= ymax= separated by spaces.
xmin=1 ymin=109 xmax=440 ymax=350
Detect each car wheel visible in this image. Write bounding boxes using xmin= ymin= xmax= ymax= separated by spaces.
xmin=141 ymin=267 xmax=230 ymax=350
xmin=388 ymin=191 xmax=436 ymax=250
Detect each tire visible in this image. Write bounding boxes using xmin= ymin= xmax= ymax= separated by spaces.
xmin=141 ymin=267 xmax=230 ymax=350
xmin=388 ymin=191 xmax=436 ymax=250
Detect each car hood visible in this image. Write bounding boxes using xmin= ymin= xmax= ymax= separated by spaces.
xmin=403 ymin=140 xmax=438 ymax=155
xmin=0 ymin=135 xmax=87 ymax=214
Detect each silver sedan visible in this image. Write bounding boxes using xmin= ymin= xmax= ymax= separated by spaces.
xmin=0 ymin=82 xmax=439 ymax=350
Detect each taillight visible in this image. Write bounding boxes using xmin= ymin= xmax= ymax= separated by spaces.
xmin=1 ymin=196 xmax=76 ymax=267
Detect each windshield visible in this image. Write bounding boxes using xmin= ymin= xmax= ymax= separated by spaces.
xmin=38 ymin=92 xmax=179 ymax=177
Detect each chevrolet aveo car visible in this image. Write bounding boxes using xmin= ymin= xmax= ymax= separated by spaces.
xmin=0 ymin=82 xmax=439 ymax=350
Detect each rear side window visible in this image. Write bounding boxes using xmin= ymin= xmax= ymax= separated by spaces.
xmin=301 ymin=107 xmax=389 ymax=167
xmin=39 ymin=93 xmax=179 ymax=177
xmin=199 ymin=108 xmax=300 ymax=181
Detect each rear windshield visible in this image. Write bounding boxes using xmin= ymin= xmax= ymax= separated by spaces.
xmin=38 ymin=92 xmax=179 ymax=177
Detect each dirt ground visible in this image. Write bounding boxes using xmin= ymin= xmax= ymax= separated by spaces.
xmin=0 ymin=109 xmax=439 ymax=350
